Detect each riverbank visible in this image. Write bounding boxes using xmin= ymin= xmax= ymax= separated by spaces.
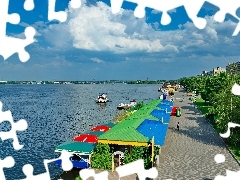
xmin=57 ymin=98 xmax=171 ymax=180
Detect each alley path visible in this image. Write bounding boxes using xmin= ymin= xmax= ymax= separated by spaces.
xmin=157 ymin=90 xmax=240 ymax=180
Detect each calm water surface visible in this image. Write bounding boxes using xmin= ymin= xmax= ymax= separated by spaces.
xmin=0 ymin=84 xmax=161 ymax=179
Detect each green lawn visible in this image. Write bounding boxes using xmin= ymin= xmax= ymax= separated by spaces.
xmin=194 ymin=98 xmax=240 ymax=161
xmin=229 ymin=146 xmax=240 ymax=161
xmin=194 ymin=98 xmax=212 ymax=115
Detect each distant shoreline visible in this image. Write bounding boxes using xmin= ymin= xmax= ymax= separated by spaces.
xmin=0 ymin=80 xmax=174 ymax=85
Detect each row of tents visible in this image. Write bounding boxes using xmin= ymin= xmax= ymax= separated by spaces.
xmin=55 ymin=122 xmax=116 ymax=168
xmin=55 ymin=99 xmax=175 ymax=169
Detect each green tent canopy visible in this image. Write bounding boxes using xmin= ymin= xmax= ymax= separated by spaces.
xmin=55 ymin=141 xmax=96 ymax=154
xmin=103 ymin=122 xmax=116 ymax=127
xmin=85 ymin=131 xmax=105 ymax=136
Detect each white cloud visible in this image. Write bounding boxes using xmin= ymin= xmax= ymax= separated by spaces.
xmin=67 ymin=2 xmax=165 ymax=53
xmin=33 ymin=1 xmax=240 ymax=60
xmin=90 ymin=57 xmax=105 ymax=63
xmin=151 ymin=8 xmax=176 ymax=14
xmin=151 ymin=9 xmax=160 ymax=14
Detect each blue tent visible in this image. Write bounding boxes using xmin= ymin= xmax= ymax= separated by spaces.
xmin=136 ymin=120 xmax=169 ymax=146
xmin=161 ymin=100 xmax=173 ymax=106
xmin=157 ymin=104 xmax=172 ymax=113
xmin=150 ymin=109 xmax=171 ymax=123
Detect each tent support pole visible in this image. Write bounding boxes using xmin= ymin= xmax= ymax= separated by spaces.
xmin=112 ymin=154 xmax=114 ymax=172
xmin=130 ymin=145 xmax=132 ymax=157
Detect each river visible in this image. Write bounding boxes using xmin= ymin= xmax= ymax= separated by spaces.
xmin=0 ymin=84 xmax=161 ymax=179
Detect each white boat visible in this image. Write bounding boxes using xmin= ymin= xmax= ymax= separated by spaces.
xmin=96 ymin=93 xmax=108 ymax=103
xmin=117 ymin=100 xmax=137 ymax=110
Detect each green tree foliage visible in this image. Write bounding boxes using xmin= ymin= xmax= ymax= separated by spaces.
xmin=180 ymin=72 xmax=240 ymax=147
xmin=75 ymin=176 xmax=82 ymax=180
xmin=123 ymin=146 xmax=160 ymax=169
xmin=90 ymin=143 xmax=113 ymax=170
xmin=133 ymin=101 xmax=144 ymax=110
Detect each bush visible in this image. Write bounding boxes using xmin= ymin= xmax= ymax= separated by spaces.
xmin=75 ymin=176 xmax=82 ymax=180
xmin=123 ymin=145 xmax=160 ymax=169
xmin=90 ymin=143 xmax=113 ymax=170
xmin=133 ymin=101 xmax=144 ymax=110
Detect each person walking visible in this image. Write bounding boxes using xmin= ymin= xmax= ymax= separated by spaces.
xmin=177 ymin=122 xmax=180 ymax=131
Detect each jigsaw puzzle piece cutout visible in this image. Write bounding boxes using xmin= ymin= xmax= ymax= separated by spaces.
xmin=21 ymin=150 xmax=73 ymax=180
xmin=208 ymin=0 xmax=240 ymax=36
xmin=0 ymin=0 xmax=36 ymax=62
xmin=110 ymin=0 xmax=124 ymax=14
xmin=0 ymin=156 xmax=15 ymax=180
xmin=21 ymin=164 xmax=51 ymax=180
xmin=70 ymin=0 xmax=82 ymax=9
xmin=0 ymin=27 xmax=36 ymax=62
xmin=182 ymin=0 xmax=207 ymax=29
xmin=79 ymin=169 xmax=109 ymax=180
xmin=214 ymin=170 xmax=240 ymax=180
xmin=48 ymin=0 xmax=68 ymax=22
xmin=57 ymin=150 xmax=73 ymax=171
xmin=135 ymin=0 xmax=183 ymax=22
xmin=24 ymin=0 xmax=35 ymax=11
xmin=116 ymin=159 xmax=158 ymax=180
xmin=0 ymin=0 xmax=20 ymax=37
xmin=110 ymin=0 xmax=189 ymax=25
xmin=0 ymin=101 xmax=28 ymax=150
xmin=208 ymin=0 xmax=240 ymax=22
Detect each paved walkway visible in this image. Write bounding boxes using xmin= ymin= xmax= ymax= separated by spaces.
xmin=60 ymin=91 xmax=240 ymax=180
xmin=157 ymin=90 xmax=240 ymax=180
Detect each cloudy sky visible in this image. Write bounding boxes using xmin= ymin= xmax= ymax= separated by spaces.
xmin=1 ymin=0 xmax=240 ymax=81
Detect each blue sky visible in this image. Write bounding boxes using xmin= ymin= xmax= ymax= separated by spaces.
xmin=1 ymin=0 xmax=240 ymax=81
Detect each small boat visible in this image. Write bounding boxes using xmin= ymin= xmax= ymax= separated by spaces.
xmin=96 ymin=93 xmax=108 ymax=103
xmin=158 ymin=88 xmax=161 ymax=92
xmin=117 ymin=100 xmax=137 ymax=110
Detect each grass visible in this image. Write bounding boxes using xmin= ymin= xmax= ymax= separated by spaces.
xmin=194 ymin=98 xmax=212 ymax=115
xmin=229 ymin=146 xmax=240 ymax=161
xmin=111 ymin=110 xmax=136 ymax=123
xmin=194 ymin=98 xmax=240 ymax=162
xmin=75 ymin=176 xmax=82 ymax=180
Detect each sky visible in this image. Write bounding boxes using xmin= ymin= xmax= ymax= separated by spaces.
xmin=1 ymin=0 xmax=240 ymax=81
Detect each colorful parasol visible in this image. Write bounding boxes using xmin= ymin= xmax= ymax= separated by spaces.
xmin=90 ymin=125 xmax=111 ymax=132
xmin=72 ymin=134 xmax=98 ymax=143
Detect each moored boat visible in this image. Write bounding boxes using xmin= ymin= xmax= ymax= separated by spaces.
xmin=96 ymin=93 xmax=108 ymax=103
xmin=117 ymin=100 xmax=137 ymax=110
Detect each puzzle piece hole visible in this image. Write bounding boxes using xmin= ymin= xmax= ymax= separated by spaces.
xmin=2 ymin=156 xmax=15 ymax=168
xmin=236 ymin=7 xmax=240 ymax=18
xmin=15 ymin=119 xmax=28 ymax=131
xmin=8 ymin=13 xmax=20 ymax=25
xmin=22 ymin=164 xmax=34 ymax=176
xmin=224 ymin=13 xmax=239 ymax=23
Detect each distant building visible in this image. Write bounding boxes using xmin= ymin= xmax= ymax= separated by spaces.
xmin=200 ymin=70 xmax=213 ymax=76
xmin=212 ymin=67 xmax=226 ymax=76
xmin=206 ymin=71 xmax=214 ymax=76
xmin=200 ymin=67 xmax=225 ymax=76
xmin=226 ymin=62 xmax=240 ymax=74
xmin=201 ymin=71 xmax=209 ymax=76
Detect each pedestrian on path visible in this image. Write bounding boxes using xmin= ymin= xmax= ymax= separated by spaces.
xmin=177 ymin=122 xmax=180 ymax=131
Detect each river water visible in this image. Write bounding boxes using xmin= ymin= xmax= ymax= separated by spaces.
xmin=0 ymin=84 xmax=161 ymax=179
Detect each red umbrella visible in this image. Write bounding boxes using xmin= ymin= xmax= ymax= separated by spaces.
xmin=90 ymin=125 xmax=111 ymax=132
xmin=72 ymin=134 xmax=98 ymax=143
